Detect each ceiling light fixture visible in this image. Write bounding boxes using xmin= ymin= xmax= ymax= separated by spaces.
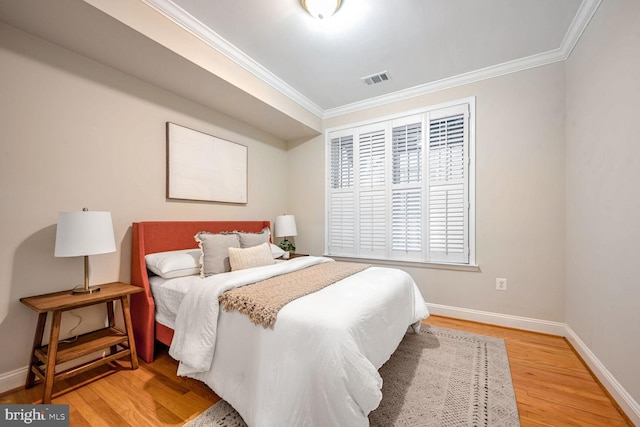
xmin=301 ymin=0 xmax=342 ymax=19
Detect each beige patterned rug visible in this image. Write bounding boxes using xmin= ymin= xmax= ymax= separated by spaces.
xmin=184 ymin=325 xmax=520 ymax=426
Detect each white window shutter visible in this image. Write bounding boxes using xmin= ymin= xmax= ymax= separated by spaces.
xmin=330 ymin=135 xmax=354 ymax=189
xmin=392 ymin=122 xmax=422 ymax=185
xmin=329 ymin=192 xmax=355 ymax=254
xmin=359 ymin=190 xmax=386 ymax=254
xmin=390 ymin=119 xmax=423 ymax=260
xmin=326 ymin=99 xmax=473 ymax=265
xmin=427 ymin=105 xmax=469 ymax=263
xmin=328 ymin=134 xmax=356 ymax=255
xmin=391 ymin=189 xmax=422 ymax=256
xmin=359 ymin=129 xmax=386 ymax=187
xmin=358 ymin=128 xmax=387 ymax=256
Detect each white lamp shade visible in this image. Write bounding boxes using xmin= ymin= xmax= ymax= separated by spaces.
xmin=275 ymin=215 xmax=298 ymax=237
xmin=54 ymin=211 xmax=116 ymax=257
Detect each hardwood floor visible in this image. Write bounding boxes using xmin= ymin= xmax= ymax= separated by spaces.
xmin=1 ymin=316 xmax=631 ymax=426
xmin=424 ymin=316 xmax=632 ymax=426
xmin=0 ymin=347 xmax=220 ymax=426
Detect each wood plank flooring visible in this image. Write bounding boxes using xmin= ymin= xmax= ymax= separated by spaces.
xmin=424 ymin=316 xmax=632 ymax=426
xmin=1 ymin=315 xmax=632 ymax=426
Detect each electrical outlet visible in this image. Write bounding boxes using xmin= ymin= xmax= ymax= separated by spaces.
xmin=496 ymin=278 xmax=507 ymax=291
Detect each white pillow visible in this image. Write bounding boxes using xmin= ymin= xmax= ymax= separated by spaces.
xmin=145 ymin=249 xmax=201 ymax=279
xmin=228 ymin=242 xmax=275 ymax=271
xmin=270 ymin=243 xmax=285 ymax=259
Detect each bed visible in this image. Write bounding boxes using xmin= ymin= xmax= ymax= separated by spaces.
xmin=130 ymin=220 xmax=428 ymax=427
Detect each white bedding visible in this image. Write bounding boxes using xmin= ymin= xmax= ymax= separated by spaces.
xmin=149 ymin=274 xmax=196 ymax=328
xmin=168 ymin=256 xmax=429 ymax=427
xmin=149 ymin=259 xmax=290 ymax=328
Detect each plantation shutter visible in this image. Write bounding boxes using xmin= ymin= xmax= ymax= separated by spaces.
xmin=328 ymin=134 xmax=355 ymax=255
xmin=391 ymin=118 xmax=423 ymax=260
xmin=427 ymin=104 xmax=469 ymax=263
xmin=330 ymin=134 xmax=354 ymax=189
xmin=326 ymin=99 xmax=473 ymax=265
xmin=358 ymin=128 xmax=387 ymax=256
xmin=391 ymin=189 xmax=422 ymax=252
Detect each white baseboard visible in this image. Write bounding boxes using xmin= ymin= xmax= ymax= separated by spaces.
xmin=426 ymin=303 xmax=567 ymax=335
xmin=0 ymin=351 xmax=110 ymax=396
xmin=565 ymin=326 xmax=640 ymax=426
xmin=427 ymin=303 xmax=640 ymax=425
xmin=0 ymin=366 xmax=28 ymax=395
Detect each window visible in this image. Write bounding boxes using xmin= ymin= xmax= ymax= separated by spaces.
xmin=326 ymin=98 xmax=475 ymax=265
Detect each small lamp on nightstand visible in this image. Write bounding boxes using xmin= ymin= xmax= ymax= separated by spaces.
xmin=275 ymin=214 xmax=297 ymax=259
xmin=54 ymin=208 xmax=116 ymax=294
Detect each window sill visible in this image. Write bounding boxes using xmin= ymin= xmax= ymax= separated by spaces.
xmin=325 ymin=255 xmax=480 ymax=272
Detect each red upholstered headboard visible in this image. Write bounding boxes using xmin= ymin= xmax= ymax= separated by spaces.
xmin=130 ymin=221 xmax=271 ymax=362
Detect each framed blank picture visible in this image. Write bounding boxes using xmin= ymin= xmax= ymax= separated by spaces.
xmin=166 ymin=122 xmax=248 ymax=203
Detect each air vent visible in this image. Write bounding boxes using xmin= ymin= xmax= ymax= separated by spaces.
xmin=362 ymin=71 xmax=391 ymax=86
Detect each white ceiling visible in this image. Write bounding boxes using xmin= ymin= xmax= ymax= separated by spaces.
xmin=149 ymin=0 xmax=596 ymax=115
xmin=0 ymin=0 xmax=600 ymax=141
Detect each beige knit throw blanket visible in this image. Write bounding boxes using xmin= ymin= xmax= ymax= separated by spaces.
xmin=218 ymin=262 xmax=371 ymax=329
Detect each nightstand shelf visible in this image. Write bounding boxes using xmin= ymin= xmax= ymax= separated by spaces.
xmin=34 ymin=327 xmax=129 ymax=365
xmin=20 ymin=282 xmax=142 ymax=403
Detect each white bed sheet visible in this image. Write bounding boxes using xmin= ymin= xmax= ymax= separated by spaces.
xmin=167 ymin=256 xmax=428 ymax=427
xmin=149 ymin=274 xmax=195 ymax=329
xmin=149 ymin=259 xmax=291 ymax=328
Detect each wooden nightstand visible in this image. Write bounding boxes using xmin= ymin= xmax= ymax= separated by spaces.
xmin=20 ymin=282 xmax=143 ymax=403
xmin=288 ymin=253 xmax=309 ymax=259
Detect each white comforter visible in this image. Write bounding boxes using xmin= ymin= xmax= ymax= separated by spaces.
xmin=169 ymin=256 xmax=428 ymax=427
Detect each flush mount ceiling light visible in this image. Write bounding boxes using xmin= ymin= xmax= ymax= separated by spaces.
xmin=301 ymin=0 xmax=342 ymax=19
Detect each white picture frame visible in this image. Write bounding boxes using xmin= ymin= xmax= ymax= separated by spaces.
xmin=166 ymin=122 xmax=248 ymax=203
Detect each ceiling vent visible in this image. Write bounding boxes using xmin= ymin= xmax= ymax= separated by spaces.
xmin=361 ymin=71 xmax=391 ymax=86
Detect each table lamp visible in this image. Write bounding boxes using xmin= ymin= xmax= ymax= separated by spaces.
xmin=54 ymin=208 xmax=116 ymax=294
xmin=275 ymin=214 xmax=297 ymax=258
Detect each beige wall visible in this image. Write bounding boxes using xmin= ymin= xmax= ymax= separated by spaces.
xmin=566 ymin=0 xmax=640 ymax=406
xmin=0 ymin=22 xmax=288 ymax=374
xmin=3 ymin=1 xmax=637 ymax=412
xmin=290 ymin=62 xmax=567 ymax=322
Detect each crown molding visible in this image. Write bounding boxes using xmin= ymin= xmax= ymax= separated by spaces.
xmin=323 ymin=48 xmax=567 ymax=118
xmin=141 ymin=0 xmax=601 ymax=121
xmin=140 ymin=0 xmax=325 ymax=118
xmin=324 ymin=0 xmax=601 ymax=118
xmin=559 ymin=0 xmax=602 ymax=58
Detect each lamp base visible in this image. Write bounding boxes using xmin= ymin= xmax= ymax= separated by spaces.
xmin=72 ymin=284 xmax=101 ymax=294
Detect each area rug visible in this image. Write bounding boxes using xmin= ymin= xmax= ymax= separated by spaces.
xmin=184 ymin=325 xmax=520 ymax=426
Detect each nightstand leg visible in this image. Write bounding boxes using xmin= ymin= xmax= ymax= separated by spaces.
xmin=43 ymin=310 xmax=62 ymax=404
xmin=120 ymin=296 xmax=139 ymax=369
xmin=26 ymin=313 xmax=47 ymax=388
xmin=106 ymin=300 xmax=115 ymax=327
xmin=106 ymin=300 xmax=117 ymax=355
